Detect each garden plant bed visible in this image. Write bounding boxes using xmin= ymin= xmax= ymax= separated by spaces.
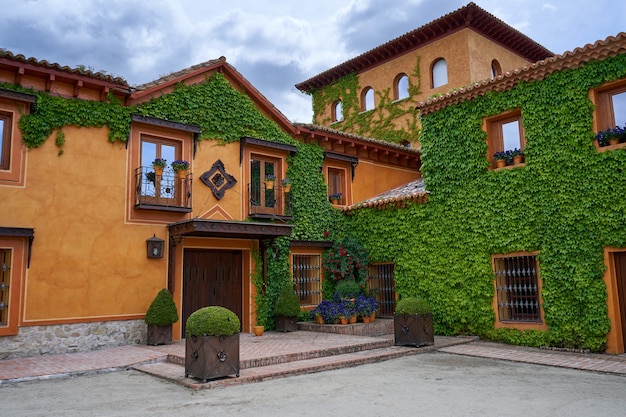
xmin=297 ymin=317 xmax=393 ymax=337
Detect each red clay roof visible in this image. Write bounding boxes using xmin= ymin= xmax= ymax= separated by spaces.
xmin=418 ymin=32 xmax=626 ymax=116
xmin=295 ymin=2 xmax=553 ymax=92
xmin=343 ymin=178 xmax=428 ymax=213
xmin=0 ymin=49 xmax=128 ymax=86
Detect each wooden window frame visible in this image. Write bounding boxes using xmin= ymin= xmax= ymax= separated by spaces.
xmin=591 ymin=79 xmax=626 ymax=151
xmin=0 ymin=91 xmax=34 ymax=186
xmin=0 ymin=236 xmax=29 ymax=336
xmin=138 ymin=134 xmax=184 ymax=208
xmin=484 ymin=109 xmax=526 ymax=169
xmin=492 ymin=252 xmax=547 ymax=331
xmin=0 ymin=112 xmax=11 ymax=171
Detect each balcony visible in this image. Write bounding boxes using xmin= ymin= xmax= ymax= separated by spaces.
xmin=247 ymin=183 xmax=292 ymax=221
xmin=135 ymin=167 xmax=192 ymax=212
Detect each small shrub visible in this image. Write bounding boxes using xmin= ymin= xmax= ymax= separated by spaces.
xmin=186 ymin=306 xmax=240 ymax=337
xmin=333 ymin=279 xmax=363 ymax=299
xmin=145 ymin=288 xmax=179 ymax=326
xmin=274 ymin=283 xmax=301 ymax=317
xmin=395 ymin=297 xmax=431 ymax=315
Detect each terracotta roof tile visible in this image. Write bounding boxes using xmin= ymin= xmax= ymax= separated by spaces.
xmin=343 ymin=178 xmax=428 ymax=213
xmin=133 ymin=57 xmax=226 ymax=91
xmin=418 ymin=32 xmax=626 ymax=115
xmin=296 ymin=2 xmax=552 ymax=92
xmin=0 ymin=49 xmax=128 ymax=86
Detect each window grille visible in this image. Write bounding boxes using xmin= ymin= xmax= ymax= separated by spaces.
xmin=494 ymin=255 xmax=541 ymax=322
xmin=0 ymin=249 xmax=11 ymax=326
xmin=368 ymin=263 xmax=395 ymax=316
xmin=292 ymin=254 xmax=322 ymax=306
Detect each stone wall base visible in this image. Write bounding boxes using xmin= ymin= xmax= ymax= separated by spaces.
xmin=297 ymin=317 xmax=393 ymax=337
xmin=0 ymin=320 xmax=147 ymax=360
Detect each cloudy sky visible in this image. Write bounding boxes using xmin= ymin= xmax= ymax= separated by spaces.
xmin=1 ymin=0 xmax=624 ymax=123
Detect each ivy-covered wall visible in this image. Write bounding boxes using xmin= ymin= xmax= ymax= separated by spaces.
xmin=347 ymin=54 xmax=626 ymax=351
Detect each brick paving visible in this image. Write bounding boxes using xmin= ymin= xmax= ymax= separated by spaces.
xmin=2 ymin=331 xmax=626 ymax=387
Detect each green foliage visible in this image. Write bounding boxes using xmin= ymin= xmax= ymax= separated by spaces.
xmin=274 ymin=282 xmax=301 ymax=317
xmin=395 ymin=297 xmax=431 ymax=315
xmin=333 ymin=279 xmax=363 ymax=299
xmin=322 ymin=238 xmax=369 ymax=283
xmin=310 ymin=59 xmax=422 ymax=144
xmin=144 ymin=288 xmax=179 ymax=326
xmin=185 ymin=306 xmax=240 ymax=337
xmin=347 ymin=54 xmax=626 ymax=351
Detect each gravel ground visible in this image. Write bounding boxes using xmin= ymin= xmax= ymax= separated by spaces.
xmin=2 ymin=352 xmax=626 ymax=416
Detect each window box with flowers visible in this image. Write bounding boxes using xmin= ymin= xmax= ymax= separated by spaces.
xmin=172 ymin=160 xmax=190 ymax=178
xmin=329 ymin=192 xmax=342 ymax=205
xmin=493 ymin=151 xmax=510 ymax=168
xmin=596 ymin=125 xmax=626 ymax=148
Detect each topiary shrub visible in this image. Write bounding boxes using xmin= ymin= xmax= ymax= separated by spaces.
xmin=274 ymin=283 xmax=301 ymax=317
xmin=186 ymin=306 xmax=240 ymax=337
xmin=145 ymin=288 xmax=179 ymax=326
xmin=395 ymin=297 xmax=431 ymax=315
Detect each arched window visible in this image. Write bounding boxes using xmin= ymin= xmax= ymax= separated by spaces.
xmin=491 ymin=59 xmax=502 ymax=79
xmin=394 ymin=74 xmax=410 ymax=100
xmin=332 ymin=100 xmax=343 ymax=122
xmin=361 ymin=87 xmax=375 ymax=111
xmin=432 ymin=58 xmax=448 ymax=88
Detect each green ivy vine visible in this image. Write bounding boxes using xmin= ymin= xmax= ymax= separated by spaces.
xmin=347 ymin=53 xmax=626 ymax=352
xmin=310 ymin=57 xmax=423 ymax=144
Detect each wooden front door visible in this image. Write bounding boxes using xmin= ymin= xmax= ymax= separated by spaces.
xmin=182 ymin=249 xmax=242 ymax=338
xmin=614 ymin=252 xmax=626 ymax=348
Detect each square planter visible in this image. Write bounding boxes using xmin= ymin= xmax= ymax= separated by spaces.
xmin=275 ymin=315 xmax=298 ymax=332
xmin=394 ymin=313 xmax=434 ymax=347
xmin=146 ymin=324 xmax=172 ymax=346
xmin=185 ymin=333 xmax=240 ymax=382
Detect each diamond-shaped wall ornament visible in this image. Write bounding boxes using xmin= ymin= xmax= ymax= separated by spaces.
xmin=200 ymin=159 xmax=237 ymax=200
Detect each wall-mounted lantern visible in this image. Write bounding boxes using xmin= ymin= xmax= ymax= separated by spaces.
xmin=146 ymin=235 xmax=165 ymax=258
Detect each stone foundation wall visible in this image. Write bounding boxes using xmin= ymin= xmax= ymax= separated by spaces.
xmin=0 ymin=320 xmax=147 ymax=360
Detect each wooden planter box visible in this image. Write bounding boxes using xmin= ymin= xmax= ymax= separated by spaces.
xmin=275 ymin=315 xmax=298 ymax=332
xmin=146 ymin=324 xmax=172 ymax=346
xmin=185 ymin=333 xmax=240 ymax=382
xmin=394 ymin=313 xmax=434 ymax=347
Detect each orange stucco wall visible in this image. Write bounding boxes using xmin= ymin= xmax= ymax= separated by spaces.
xmin=315 ymin=28 xmax=535 ymax=137
xmin=2 ymin=126 xmax=169 ymax=324
xmin=603 ymin=248 xmax=625 ymax=354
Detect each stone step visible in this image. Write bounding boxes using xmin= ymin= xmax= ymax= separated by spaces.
xmin=298 ymin=317 xmax=394 ymax=337
xmin=165 ymin=334 xmax=394 ymax=369
xmin=133 ymin=344 xmax=427 ymax=390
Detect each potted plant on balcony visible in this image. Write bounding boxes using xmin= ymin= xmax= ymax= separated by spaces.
xmin=152 ymin=158 xmax=167 ymax=176
xmin=493 ymin=151 xmax=508 ymax=168
xmin=265 ymin=174 xmax=276 ymax=190
xmin=172 ymin=160 xmax=190 ymax=179
xmin=329 ymin=192 xmax=342 ymax=205
xmin=145 ymin=288 xmax=179 ymax=345
xmin=274 ymin=282 xmax=301 ymax=332
xmin=393 ymin=296 xmax=434 ymax=347
xmin=185 ymin=306 xmax=240 ymax=382
xmin=281 ymin=177 xmax=292 ymax=193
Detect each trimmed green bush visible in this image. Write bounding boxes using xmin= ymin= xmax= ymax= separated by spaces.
xmin=186 ymin=306 xmax=240 ymax=337
xmin=395 ymin=297 xmax=431 ymax=315
xmin=145 ymin=288 xmax=179 ymax=326
xmin=274 ymin=283 xmax=301 ymax=317
xmin=333 ymin=279 xmax=363 ymax=299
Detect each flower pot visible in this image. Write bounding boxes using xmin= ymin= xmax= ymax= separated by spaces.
xmin=495 ymin=159 xmax=507 ymax=168
xmin=330 ymin=198 xmax=340 ymax=205
xmin=513 ymin=156 xmax=524 ymax=165
xmin=610 ymin=138 xmax=620 ymax=146
xmin=362 ymin=315 xmax=371 ymax=324
xmin=253 ymin=325 xmax=264 ymax=336
xmin=315 ymin=315 xmax=324 ymax=324
xmin=339 ymin=316 xmax=349 ymax=325
xmin=153 ymin=166 xmax=164 ymax=176
xmin=185 ymin=333 xmax=240 ymax=382
xmin=370 ymin=312 xmax=376 ymax=321
xmin=275 ymin=315 xmax=298 ymax=332
xmin=349 ymin=315 xmax=357 ymax=324
xmin=394 ymin=313 xmax=434 ymax=347
xmin=265 ymin=180 xmax=274 ymax=190
xmin=176 ymin=170 xmax=188 ymax=179
xmin=283 ymin=184 xmax=291 ymax=193
xmin=146 ymin=324 xmax=172 ymax=345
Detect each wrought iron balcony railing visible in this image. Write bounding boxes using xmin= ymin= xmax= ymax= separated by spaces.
xmin=247 ymin=183 xmax=293 ymax=221
xmin=135 ymin=167 xmax=192 ymax=212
